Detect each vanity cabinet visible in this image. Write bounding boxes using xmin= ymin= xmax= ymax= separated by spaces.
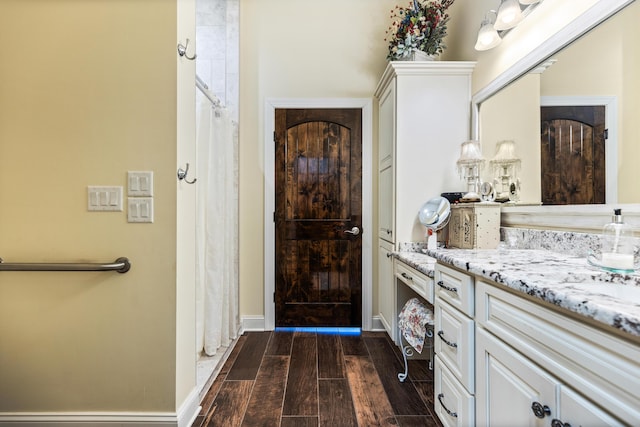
xmin=375 ymin=61 xmax=475 ymax=337
xmin=393 ymin=259 xmax=434 ymax=345
xmin=476 ymin=279 xmax=638 ymax=426
xmin=432 ymin=261 xmax=640 ymax=427
xmin=433 ymin=263 xmax=476 ymax=426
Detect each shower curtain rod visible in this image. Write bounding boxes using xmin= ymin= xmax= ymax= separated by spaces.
xmin=196 ymin=74 xmax=222 ymax=107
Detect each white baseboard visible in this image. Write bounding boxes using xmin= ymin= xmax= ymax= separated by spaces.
xmin=241 ymin=315 xmax=266 ymax=331
xmin=370 ymin=315 xmax=386 ymax=332
xmin=0 ymin=413 xmax=178 ymax=427
xmin=0 ymin=388 xmax=200 ymax=427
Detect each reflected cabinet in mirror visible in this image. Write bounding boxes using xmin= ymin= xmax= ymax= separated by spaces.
xmin=476 ymin=0 xmax=639 ymax=207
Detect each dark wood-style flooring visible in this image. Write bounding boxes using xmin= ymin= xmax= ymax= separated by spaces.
xmin=192 ymin=330 xmax=443 ymax=427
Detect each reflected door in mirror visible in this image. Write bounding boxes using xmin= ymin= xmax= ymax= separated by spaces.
xmin=540 ymin=106 xmax=606 ymax=205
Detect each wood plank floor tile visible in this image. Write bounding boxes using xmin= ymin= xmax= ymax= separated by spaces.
xmin=317 ymin=334 xmax=345 ymax=379
xmin=241 ymin=356 xmax=289 ymax=426
xmin=318 ymin=379 xmax=357 ymax=427
xmin=282 ymin=335 xmax=318 ymax=416
xmin=344 ymin=356 xmax=397 ymax=427
xmin=281 ymin=416 xmax=318 ymax=427
xmin=196 ymin=335 xmax=248 ymax=423
xmin=396 ymin=415 xmax=440 ymax=426
xmin=340 ymin=334 xmax=369 ymax=356
xmin=364 ymin=336 xmax=430 ymax=416
xmin=226 ymin=332 xmax=271 ymax=381
xmin=266 ymin=331 xmax=293 ymax=356
xmin=206 ymin=380 xmax=253 ymax=427
xmin=196 ymin=331 xmax=442 ymax=427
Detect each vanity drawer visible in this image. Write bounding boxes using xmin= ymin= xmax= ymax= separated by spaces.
xmin=435 ymin=263 xmax=474 ymax=317
xmin=435 ymin=298 xmax=475 ymax=392
xmin=434 ymin=355 xmax=475 ymax=427
xmin=395 ymin=260 xmax=434 ymax=304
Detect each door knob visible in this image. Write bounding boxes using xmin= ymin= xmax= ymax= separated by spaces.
xmin=343 ymin=226 xmax=360 ymax=236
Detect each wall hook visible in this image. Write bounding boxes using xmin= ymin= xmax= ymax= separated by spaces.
xmin=177 ymin=163 xmax=197 ymax=184
xmin=177 ymin=39 xmax=197 ymax=60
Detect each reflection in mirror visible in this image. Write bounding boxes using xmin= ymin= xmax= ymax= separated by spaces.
xmin=477 ymin=1 xmax=639 ymax=205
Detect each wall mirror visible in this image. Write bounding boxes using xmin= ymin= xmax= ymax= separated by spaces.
xmin=472 ymin=0 xmax=640 ymax=232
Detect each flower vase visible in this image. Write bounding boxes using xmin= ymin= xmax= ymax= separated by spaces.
xmin=409 ymin=50 xmax=435 ymax=61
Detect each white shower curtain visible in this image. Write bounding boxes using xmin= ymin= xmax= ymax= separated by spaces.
xmin=195 ymin=94 xmax=239 ymax=357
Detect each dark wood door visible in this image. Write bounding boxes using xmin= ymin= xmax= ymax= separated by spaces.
xmin=541 ymin=106 xmax=606 ymax=205
xmin=274 ymin=108 xmax=362 ymax=327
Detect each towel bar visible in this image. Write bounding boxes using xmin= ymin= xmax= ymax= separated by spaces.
xmin=0 ymin=257 xmax=130 ymax=273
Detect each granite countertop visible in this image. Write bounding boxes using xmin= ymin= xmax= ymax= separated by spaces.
xmin=394 ymin=247 xmax=640 ymax=338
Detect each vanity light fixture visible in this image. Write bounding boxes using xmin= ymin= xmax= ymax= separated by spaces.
xmin=456 ymin=140 xmax=485 ymax=202
xmin=495 ymin=0 xmax=524 ymax=31
xmin=490 ymin=140 xmax=521 ymax=202
xmin=475 ymin=0 xmax=544 ymax=51
xmin=474 ymin=10 xmax=502 ymax=51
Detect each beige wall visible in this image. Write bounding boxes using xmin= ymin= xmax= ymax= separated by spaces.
xmin=480 ymin=74 xmax=541 ymax=204
xmin=0 ymin=0 xmax=183 ymax=413
xmin=238 ymin=0 xmax=400 ymax=320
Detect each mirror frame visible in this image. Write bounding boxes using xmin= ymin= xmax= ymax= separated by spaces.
xmin=471 ymin=0 xmax=639 ymax=233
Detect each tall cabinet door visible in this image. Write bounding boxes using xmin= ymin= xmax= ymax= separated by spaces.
xmin=377 ymin=240 xmax=395 ymax=339
xmin=378 ymin=82 xmax=395 ymax=243
xmin=476 ymin=328 xmax=558 ymax=427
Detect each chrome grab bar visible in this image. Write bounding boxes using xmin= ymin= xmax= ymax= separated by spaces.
xmin=0 ymin=257 xmax=131 ymax=273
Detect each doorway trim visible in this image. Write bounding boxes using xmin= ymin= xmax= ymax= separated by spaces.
xmin=264 ymin=98 xmax=373 ymax=331
xmin=540 ymin=95 xmax=618 ymax=204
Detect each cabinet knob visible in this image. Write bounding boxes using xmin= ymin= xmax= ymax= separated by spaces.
xmin=437 ymin=393 xmax=458 ymax=418
xmin=531 ymin=402 xmax=551 ymax=419
xmin=436 ymin=280 xmax=458 ymax=293
xmin=386 ymin=252 xmax=393 ymax=258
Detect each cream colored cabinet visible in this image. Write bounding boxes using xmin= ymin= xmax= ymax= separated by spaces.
xmin=375 ymin=62 xmax=475 ymax=340
xmin=476 ymin=279 xmax=637 ymax=426
xmin=375 ymin=62 xmax=475 ymax=246
xmin=433 ymin=264 xmax=640 ymax=427
xmin=378 ymin=240 xmax=395 ymax=338
xmin=434 ymin=263 xmax=475 ymax=426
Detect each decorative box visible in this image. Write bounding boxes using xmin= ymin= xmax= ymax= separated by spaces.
xmin=448 ymin=202 xmax=501 ymax=249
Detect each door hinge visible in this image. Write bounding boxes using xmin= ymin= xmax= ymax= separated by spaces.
xmin=274 ymin=131 xmax=277 ymax=142
xmin=604 ymin=128 xmax=609 ymax=139
xmin=273 ymin=211 xmax=276 ymax=223
xmin=273 ymin=292 xmax=276 ymax=302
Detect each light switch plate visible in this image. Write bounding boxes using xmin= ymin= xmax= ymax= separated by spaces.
xmin=127 ymin=197 xmax=154 ymax=223
xmin=128 ymin=171 xmax=154 ymax=197
xmin=88 ymin=186 xmax=123 ymax=211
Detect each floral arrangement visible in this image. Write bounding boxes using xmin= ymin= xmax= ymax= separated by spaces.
xmin=385 ymin=0 xmax=454 ymax=60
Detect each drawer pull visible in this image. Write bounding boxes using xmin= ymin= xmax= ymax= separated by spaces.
xmin=401 ymin=272 xmax=413 ymax=281
xmin=436 ymin=280 xmax=458 ymax=293
xmin=386 ymin=252 xmax=393 ymax=258
xmin=437 ymin=393 xmax=458 ymax=418
xmin=551 ymin=420 xmax=571 ymax=427
xmin=437 ymin=330 xmax=458 ymax=348
xmin=531 ymin=402 xmax=551 ymax=419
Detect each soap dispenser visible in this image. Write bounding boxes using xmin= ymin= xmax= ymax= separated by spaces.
xmin=601 ymin=208 xmax=635 ymax=271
